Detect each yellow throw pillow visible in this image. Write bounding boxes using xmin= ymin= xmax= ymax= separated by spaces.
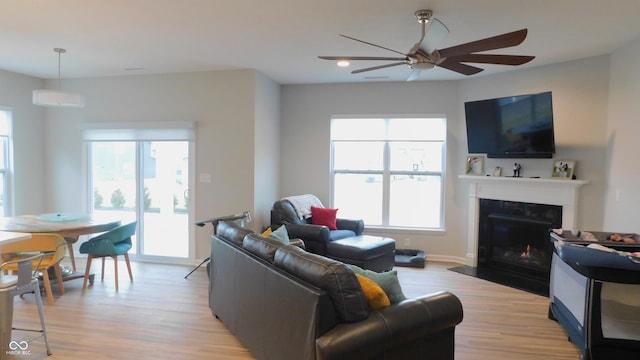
xmin=261 ymin=227 xmax=272 ymax=237
xmin=355 ymin=274 xmax=390 ymax=310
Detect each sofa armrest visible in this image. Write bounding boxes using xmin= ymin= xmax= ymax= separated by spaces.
xmin=284 ymin=223 xmax=330 ymax=254
xmin=336 ymin=218 xmax=364 ymax=235
xmin=289 ymin=238 xmax=306 ymax=250
xmin=315 ymin=291 xmax=463 ymax=360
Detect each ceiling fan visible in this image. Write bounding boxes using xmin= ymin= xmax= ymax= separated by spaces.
xmin=319 ymin=9 xmax=535 ymax=80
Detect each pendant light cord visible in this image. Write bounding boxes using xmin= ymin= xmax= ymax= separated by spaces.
xmin=58 ymin=49 xmax=61 ymax=91
xmin=54 ymin=48 xmax=65 ymax=91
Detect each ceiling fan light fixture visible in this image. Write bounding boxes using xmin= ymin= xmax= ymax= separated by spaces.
xmin=33 ymin=48 xmax=85 ymax=108
xmin=337 ymin=60 xmax=350 ymax=67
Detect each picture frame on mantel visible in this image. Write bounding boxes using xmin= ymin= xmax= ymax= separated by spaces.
xmin=466 ymin=156 xmax=484 ymax=176
xmin=551 ymin=160 xmax=576 ymax=179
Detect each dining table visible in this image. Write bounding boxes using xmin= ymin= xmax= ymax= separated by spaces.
xmin=0 ymin=213 xmax=121 ymax=279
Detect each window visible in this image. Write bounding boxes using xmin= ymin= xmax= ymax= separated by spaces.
xmin=0 ymin=107 xmax=12 ymax=216
xmin=331 ymin=117 xmax=446 ymax=230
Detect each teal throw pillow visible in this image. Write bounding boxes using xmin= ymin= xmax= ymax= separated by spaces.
xmin=269 ymin=225 xmax=290 ymax=244
xmin=349 ymin=265 xmax=407 ymax=304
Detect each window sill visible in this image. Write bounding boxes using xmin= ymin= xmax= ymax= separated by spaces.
xmin=364 ymin=226 xmax=446 ymax=237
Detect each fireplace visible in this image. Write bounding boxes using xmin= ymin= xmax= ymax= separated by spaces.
xmin=456 ymin=175 xmax=588 ymax=295
xmin=476 ymin=199 xmax=562 ymax=294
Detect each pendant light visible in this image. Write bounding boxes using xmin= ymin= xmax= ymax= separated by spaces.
xmin=33 ymin=48 xmax=85 ymax=108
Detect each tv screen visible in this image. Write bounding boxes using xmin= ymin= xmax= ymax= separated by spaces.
xmin=464 ymin=91 xmax=555 ymax=158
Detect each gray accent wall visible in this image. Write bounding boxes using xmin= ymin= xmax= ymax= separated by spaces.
xmin=603 ymin=36 xmax=640 ymax=231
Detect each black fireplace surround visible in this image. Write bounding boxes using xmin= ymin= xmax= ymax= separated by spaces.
xmin=476 ymin=199 xmax=562 ymax=295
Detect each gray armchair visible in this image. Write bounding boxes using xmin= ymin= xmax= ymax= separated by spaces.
xmin=270 ymin=199 xmax=364 ymax=255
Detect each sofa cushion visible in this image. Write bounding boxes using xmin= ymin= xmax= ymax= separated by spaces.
xmin=311 ymin=206 xmax=338 ymax=230
xmin=261 ymin=227 xmax=272 ymax=236
xmin=349 ymin=265 xmax=407 ymax=304
xmin=217 ymin=221 xmax=254 ymax=246
xmin=355 ymin=274 xmax=390 ymax=310
xmin=268 ymin=225 xmax=290 ymax=244
xmin=274 ymin=245 xmax=368 ymax=322
xmin=242 ymin=233 xmax=284 ymax=263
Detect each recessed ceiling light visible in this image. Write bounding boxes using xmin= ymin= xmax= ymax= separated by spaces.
xmin=337 ymin=61 xmax=350 ymax=67
xmin=124 ymin=67 xmax=145 ymax=71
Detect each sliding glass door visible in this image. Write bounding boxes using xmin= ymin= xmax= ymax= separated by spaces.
xmin=141 ymin=141 xmax=189 ymax=258
xmin=89 ymin=140 xmax=191 ymax=261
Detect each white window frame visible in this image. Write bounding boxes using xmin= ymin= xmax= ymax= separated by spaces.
xmin=330 ymin=115 xmax=446 ymax=232
xmin=82 ymin=121 xmax=196 ymax=264
xmin=0 ymin=106 xmax=14 ymax=216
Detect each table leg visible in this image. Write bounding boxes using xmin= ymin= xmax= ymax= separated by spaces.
xmin=0 ymin=287 xmax=14 ymax=358
xmin=44 ymin=267 xmax=94 ymax=286
xmin=64 ymin=237 xmax=78 ymax=271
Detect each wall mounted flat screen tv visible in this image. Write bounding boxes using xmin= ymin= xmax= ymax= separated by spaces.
xmin=464 ymin=91 xmax=555 ymax=158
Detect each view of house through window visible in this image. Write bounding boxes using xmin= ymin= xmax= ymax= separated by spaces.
xmin=331 ymin=117 xmax=446 ymax=229
xmin=89 ymin=141 xmax=190 ymax=260
xmin=0 ymin=107 xmax=12 ymax=217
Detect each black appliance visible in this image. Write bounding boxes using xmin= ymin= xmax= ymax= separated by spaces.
xmin=464 ymin=91 xmax=555 ymax=158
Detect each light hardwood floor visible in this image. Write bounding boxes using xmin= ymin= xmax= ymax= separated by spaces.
xmin=9 ymin=259 xmax=580 ymax=359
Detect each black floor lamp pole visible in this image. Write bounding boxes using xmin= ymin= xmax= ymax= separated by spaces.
xmin=184 ymin=257 xmax=211 ymax=279
xmin=184 ymin=211 xmax=251 ymax=279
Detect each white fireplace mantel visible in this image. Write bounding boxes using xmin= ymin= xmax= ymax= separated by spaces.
xmin=459 ymin=175 xmax=589 ymax=266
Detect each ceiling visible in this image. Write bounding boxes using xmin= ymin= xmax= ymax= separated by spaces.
xmin=2 ymin=0 xmax=640 ymax=84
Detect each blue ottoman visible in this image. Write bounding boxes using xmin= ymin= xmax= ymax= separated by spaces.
xmin=326 ymin=235 xmax=396 ymax=272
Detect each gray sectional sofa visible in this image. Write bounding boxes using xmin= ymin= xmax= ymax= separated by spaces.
xmin=209 ymin=220 xmax=463 ymax=360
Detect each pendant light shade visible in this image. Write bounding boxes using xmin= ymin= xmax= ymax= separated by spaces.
xmin=33 ymin=90 xmax=85 ymax=108
xmin=33 ymin=48 xmax=85 ymax=108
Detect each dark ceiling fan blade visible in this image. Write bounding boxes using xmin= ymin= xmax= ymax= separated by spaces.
xmin=319 ymin=56 xmax=407 ymax=61
xmin=438 ymin=29 xmax=529 ymax=58
xmin=352 ymin=62 xmax=407 ymax=74
xmin=339 ymin=34 xmax=408 ymax=56
xmin=448 ymin=54 xmax=535 ymax=65
xmin=437 ymin=59 xmax=484 ymax=75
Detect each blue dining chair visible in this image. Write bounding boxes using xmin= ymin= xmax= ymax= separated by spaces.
xmin=79 ymin=221 xmax=137 ymax=291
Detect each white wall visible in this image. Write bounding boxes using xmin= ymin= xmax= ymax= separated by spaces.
xmin=253 ymin=72 xmax=281 ymax=231
xmin=0 ymin=70 xmax=46 ymax=214
xmin=280 ymin=55 xmax=612 ymax=262
xmin=42 ymin=70 xmax=262 ymax=260
xmin=603 ymin=37 xmax=640 ymax=232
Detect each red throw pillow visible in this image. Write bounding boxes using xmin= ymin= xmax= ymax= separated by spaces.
xmin=311 ymin=206 xmax=338 ymax=230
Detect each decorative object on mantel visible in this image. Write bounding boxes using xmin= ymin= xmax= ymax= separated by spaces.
xmin=465 ymin=155 xmax=484 ymax=175
xmin=513 ymin=163 xmax=522 ymax=177
xmin=32 ymin=48 xmax=85 ymax=108
xmin=493 ymin=166 xmax=502 ymax=177
xmin=551 ymin=160 xmax=576 ymax=179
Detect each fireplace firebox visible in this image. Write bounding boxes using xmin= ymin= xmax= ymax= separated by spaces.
xmin=477 ymin=199 xmax=562 ymax=295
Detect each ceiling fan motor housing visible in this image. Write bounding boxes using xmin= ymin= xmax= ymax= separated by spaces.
xmin=415 ymin=9 xmax=432 ymax=23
